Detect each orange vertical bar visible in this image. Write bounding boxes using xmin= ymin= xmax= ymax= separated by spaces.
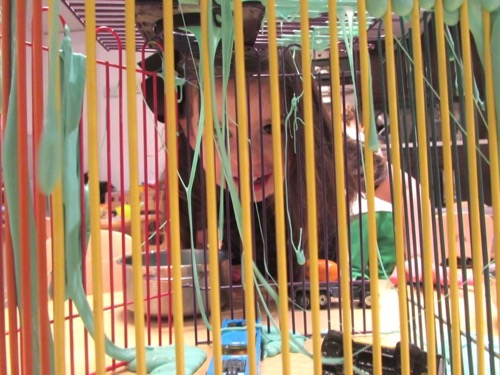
xmin=1 ymin=0 xmax=11 ymax=126
xmin=0 ymin=0 xmax=11 ymax=147
xmin=383 ymin=2 xmax=410 ymax=374
xmin=162 ymin=0 xmax=185 ymax=372
xmin=17 ymin=13 xmax=33 ymax=375
xmin=5 ymin=230 xmax=20 ymax=375
xmin=199 ymin=2 xmax=223 ymax=374
xmin=298 ymin=0 xmax=322 ymax=372
xmin=84 ymin=0 xmax=106 ymax=373
xmin=233 ymin=1 xmax=258 ymax=374
xmin=410 ymin=2 xmax=436 ymax=373
xmin=266 ymin=0 xmax=291 ymax=373
xmin=0 ymin=179 xmax=6 ymax=375
xmin=433 ymin=2 xmax=462 ymax=374
xmin=16 ymin=0 xmax=35 ymax=373
xmin=31 ymin=1 xmax=51 ymax=374
xmin=357 ymin=1 xmax=381 ymax=373
xmin=0 ymin=0 xmax=12 ymax=373
xmin=460 ymin=3 xmax=485 ymax=374
xmin=124 ymin=0 xmax=148 ymax=371
xmin=0 ymin=161 xmax=7 ymax=373
xmin=327 ymin=0 xmax=354 ymax=372
xmin=482 ymin=10 xmax=500 ymax=338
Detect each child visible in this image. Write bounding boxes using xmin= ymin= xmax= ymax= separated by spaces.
xmin=343 ymin=130 xmax=397 ymax=279
xmin=136 ymin=7 xmax=389 ymax=280
xmin=145 ymin=46 xmax=390 ymax=280
xmin=173 ymin=48 xmax=345 ymax=279
xmin=344 ymin=113 xmax=427 ymax=279
xmin=343 ymin=102 xmax=365 ymax=142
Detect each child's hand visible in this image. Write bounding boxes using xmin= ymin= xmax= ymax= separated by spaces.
xmin=389 ymin=257 xmax=472 ymax=287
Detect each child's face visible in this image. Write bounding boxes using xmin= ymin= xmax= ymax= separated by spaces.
xmin=181 ymin=78 xmax=279 ymax=202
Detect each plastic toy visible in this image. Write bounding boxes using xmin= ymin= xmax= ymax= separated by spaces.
xmin=295 ymin=260 xmax=371 ymax=309
xmin=321 ymin=330 xmax=446 ymax=375
xmin=305 ymin=259 xmax=339 ymax=282
xmin=294 ymin=278 xmax=371 ymax=310
xmin=206 ymin=319 xmax=264 ymax=375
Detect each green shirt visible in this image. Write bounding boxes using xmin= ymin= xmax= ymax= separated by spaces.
xmin=350 ymin=198 xmax=397 ymax=279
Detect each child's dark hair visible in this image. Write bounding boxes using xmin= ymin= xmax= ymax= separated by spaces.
xmin=161 ymin=46 xmax=385 ymax=272
xmin=182 ymin=49 xmax=339 ymax=245
xmin=344 ymin=139 xmax=388 ymax=198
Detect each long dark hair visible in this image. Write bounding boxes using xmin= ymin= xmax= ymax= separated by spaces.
xmin=277 ymin=47 xmax=339 ymax=258
xmin=269 ymin=47 xmax=387 ymax=261
xmin=163 ymin=46 xmax=384 ymax=266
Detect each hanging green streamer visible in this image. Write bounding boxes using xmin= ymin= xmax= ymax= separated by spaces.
xmin=479 ymin=0 xmax=500 ymax=12
xmin=420 ymin=0 xmax=436 ymax=10
xmin=391 ymin=0 xmax=414 ymax=17
xmin=366 ymin=0 xmax=388 ymax=18
xmin=37 ymin=0 xmax=63 ymax=193
xmin=443 ymin=0 xmax=464 ymax=12
xmin=3 ymin=64 xmax=43 ymax=375
xmin=338 ymin=5 xmax=379 ymax=151
xmin=491 ymin=12 xmax=500 ymax=163
xmin=42 ymin=23 xmax=209 ymax=374
xmin=466 ymin=3 xmax=500 ymax=170
xmin=1 ymin=1 xmax=44 ymax=373
xmin=443 ymin=7 xmax=460 ymax=25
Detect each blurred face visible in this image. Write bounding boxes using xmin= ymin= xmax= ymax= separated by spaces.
xmin=181 ymin=78 xmax=279 ymax=202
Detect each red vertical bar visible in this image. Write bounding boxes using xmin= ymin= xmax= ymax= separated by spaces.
xmin=0 ymin=122 xmax=7 ymax=374
xmin=140 ymin=56 xmax=153 ymax=345
xmin=31 ymin=2 xmax=51 ymax=375
xmin=0 ymin=1 xmax=11 ymax=372
xmin=5 ymin=231 xmax=19 ymax=375
xmin=115 ymin=40 xmax=128 ymax=350
xmin=1 ymin=0 xmax=11 ymax=124
xmin=68 ymin=302 xmax=76 ymax=375
xmin=103 ymin=62 xmax=118 ymax=364
xmin=0 ymin=166 xmax=6 ymax=375
xmin=138 ymin=49 xmax=149 ymax=340
xmin=166 ymin=78 xmax=173 ymax=344
xmin=1 ymin=2 xmax=20 ymax=367
xmin=78 ymin=115 xmax=91 ymax=375
xmin=73 ymin=47 xmax=87 ymax=375
xmin=152 ymin=75 xmax=162 ymax=345
xmin=16 ymin=0 xmax=34 ymax=373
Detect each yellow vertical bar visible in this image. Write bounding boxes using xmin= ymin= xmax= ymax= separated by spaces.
xmin=162 ymin=0 xmax=185 ymax=372
xmin=52 ymin=191 xmax=66 ymax=375
xmin=410 ymin=2 xmax=436 ymax=373
xmin=459 ymin=3 xmax=485 ymax=374
xmin=383 ymin=3 xmax=411 ymax=374
xmin=46 ymin=0 xmax=66 ymax=373
xmin=482 ymin=10 xmax=500 ymax=337
xmin=298 ymin=1 xmax=321 ymax=373
xmin=125 ymin=0 xmax=148 ymax=373
xmin=356 ymin=2 xmax=381 ymax=374
xmin=233 ymin=1 xmax=257 ymax=374
xmin=266 ymin=0 xmax=291 ymax=373
xmin=411 ymin=1 xmax=436 ymax=374
xmin=84 ymin=0 xmax=106 ymax=373
xmin=434 ymin=2 xmax=462 ymax=374
xmin=328 ymin=1 xmax=354 ymax=373
xmin=200 ymin=1 xmax=222 ymax=374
